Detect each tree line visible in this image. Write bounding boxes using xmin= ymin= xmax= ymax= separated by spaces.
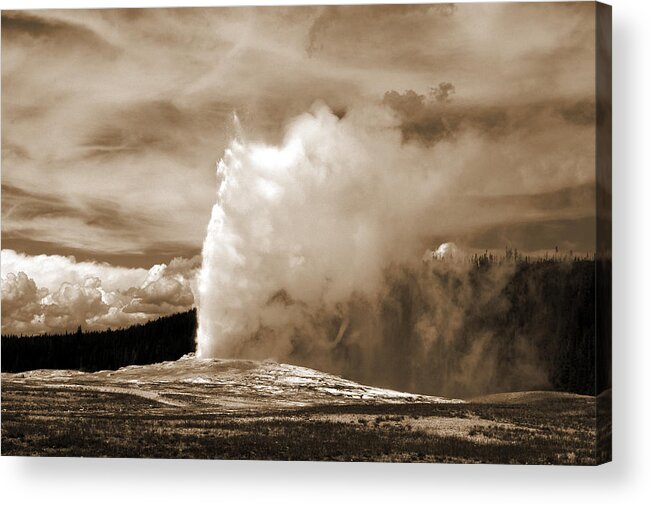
xmin=1 ymin=309 xmax=196 ymax=372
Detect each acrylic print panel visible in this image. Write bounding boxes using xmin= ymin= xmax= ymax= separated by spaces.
xmin=0 ymin=2 xmax=611 ymax=464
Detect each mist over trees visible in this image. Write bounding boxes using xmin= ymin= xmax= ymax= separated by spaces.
xmin=371 ymin=255 xmax=601 ymax=397
xmin=317 ymin=254 xmax=603 ymax=398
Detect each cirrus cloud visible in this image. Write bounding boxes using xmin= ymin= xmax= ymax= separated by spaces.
xmin=2 ymin=4 xmax=597 ymax=264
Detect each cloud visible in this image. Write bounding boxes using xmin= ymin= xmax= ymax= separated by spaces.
xmin=1 ymin=249 xmax=148 ymax=292
xmin=306 ymin=4 xmax=454 ymax=56
xmin=1 ymin=250 xmax=200 ymax=335
xmin=40 ymin=277 xmax=110 ymax=332
xmin=122 ymin=255 xmax=200 ymax=313
xmin=1 ymin=272 xmax=48 ymax=333
xmin=304 ymin=3 xmax=594 ymax=100
xmin=2 ymin=4 xmax=597 ymax=262
xmin=0 ymin=11 xmax=118 ymax=56
xmin=1 ymin=183 xmax=171 ymax=257
xmin=383 ymin=88 xmax=596 ymax=146
xmin=558 ymin=99 xmax=597 ymax=126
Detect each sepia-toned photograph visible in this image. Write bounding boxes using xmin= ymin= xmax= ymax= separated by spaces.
xmin=1 ymin=1 xmax=611 ymax=464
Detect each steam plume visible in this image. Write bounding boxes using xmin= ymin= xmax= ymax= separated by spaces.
xmin=197 ymin=103 xmax=442 ymax=356
xmin=196 ymin=103 xmax=548 ymax=397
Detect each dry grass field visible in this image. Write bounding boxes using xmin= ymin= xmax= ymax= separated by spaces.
xmin=1 ymin=357 xmax=600 ymax=464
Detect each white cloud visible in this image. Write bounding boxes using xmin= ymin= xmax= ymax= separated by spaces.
xmin=1 ymin=250 xmax=200 ymax=335
xmin=1 ymin=249 xmax=149 ymax=292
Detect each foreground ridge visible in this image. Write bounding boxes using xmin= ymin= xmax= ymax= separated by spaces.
xmin=6 ymin=354 xmax=463 ymax=411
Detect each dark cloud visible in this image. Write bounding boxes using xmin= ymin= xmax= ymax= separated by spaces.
xmin=1 ymin=183 xmax=72 ymax=221
xmin=558 ymin=99 xmax=596 ymax=126
xmin=1 ymin=11 xmax=117 ymax=55
xmin=1 ymin=142 xmax=31 ymax=160
xmin=80 ymin=100 xmax=210 ymax=160
xmin=1 ymin=183 xmax=205 ymax=263
xmin=383 ymin=89 xmax=514 ymax=145
xmin=431 ymin=82 xmax=455 ymax=104
xmin=383 ymin=88 xmax=596 ymax=146
xmin=2 ymin=183 xmax=158 ymax=237
xmin=83 ymin=200 xmax=155 ymax=232
xmin=306 ymin=4 xmax=455 ymax=56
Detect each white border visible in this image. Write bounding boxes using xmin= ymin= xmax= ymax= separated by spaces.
xmin=2 ymin=0 xmax=650 ymax=503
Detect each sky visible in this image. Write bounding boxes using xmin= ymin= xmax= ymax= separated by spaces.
xmin=1 ymin=3 xmax=598 ymax=335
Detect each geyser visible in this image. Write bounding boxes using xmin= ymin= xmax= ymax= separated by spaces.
xmin=195 ymin=102 xmax=548 ymax=397
xmin=197 ymin=103 xmax=444 ymax=358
